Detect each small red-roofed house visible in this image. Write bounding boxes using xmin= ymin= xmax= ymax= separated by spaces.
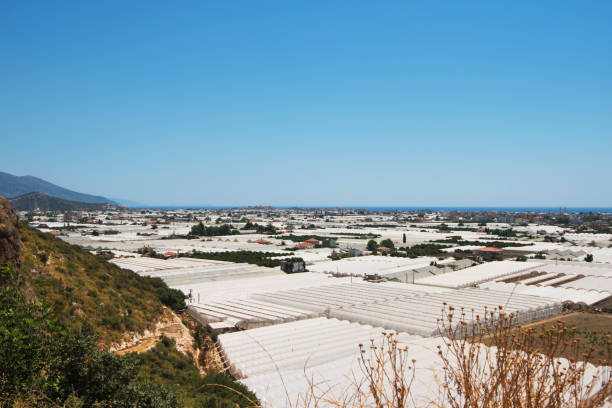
xmin=305 ymin=237 xmax=322 ymax=246
xmin=377 ymin=246 xmax=391 ymax=255
xmin=295 ymin=241 xmax=314 ymax=250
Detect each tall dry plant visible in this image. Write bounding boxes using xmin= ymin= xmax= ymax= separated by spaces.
xmin=298 ymin=332 xmax=417 ymax=408
xmin=357 ymin=333 xmax=416 ymax=408
xmin=299 ymin=306 xmax=611 ymax=408
xmin=435 ymin=304 xmax=612 ymax=408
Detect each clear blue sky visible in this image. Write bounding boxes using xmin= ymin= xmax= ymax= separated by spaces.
xmin=1 ymin=1 xmax=611 ymax=206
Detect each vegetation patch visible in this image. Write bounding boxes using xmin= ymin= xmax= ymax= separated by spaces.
xmin=190 ymin=223 xmax=239 ymax=236
xmin=431 ymin=236 xmax=533 ymax=248
xmin=19 ymin=225 xmax=183 ymax=343
xmin=329 ymin=232 xmax=381 ymax=239
xmin=182 ymin=250 xmax=301 ymax=268
xmin=494 ymin=312 xmax=612 ymax=364
xmin=136 ymin=338 xmax=259 ymax=408
xmin=396 ymin=243 xmax=452 ymax=258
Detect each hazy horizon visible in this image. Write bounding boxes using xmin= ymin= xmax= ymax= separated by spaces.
xmin=2 ymin=1 xmax=611 ymax=206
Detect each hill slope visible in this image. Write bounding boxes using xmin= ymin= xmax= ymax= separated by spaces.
xmin=10 ymin=191 xmax=110 ymax=211
xmin=0 ymin=203 xmax=257 ymax=408
xmin=0 ymin=196 xmax=22 ymax=267
xmin=18 ymin=224 xmax=185 ymax=344
xmin=0 ymin=171 xmax=116 ymax=204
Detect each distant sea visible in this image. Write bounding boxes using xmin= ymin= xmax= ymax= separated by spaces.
xmin=136 ymin=205 xmax=612 ymax=213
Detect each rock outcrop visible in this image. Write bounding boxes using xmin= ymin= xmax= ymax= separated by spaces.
xmin=0 ymin=195 xmax=22 ymax=267
xmin=110 ymin=309 xmax=196 ymax=356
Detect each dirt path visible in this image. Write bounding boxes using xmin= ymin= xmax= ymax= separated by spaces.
xmin=112 ymin=309 xmax=196 ymax=357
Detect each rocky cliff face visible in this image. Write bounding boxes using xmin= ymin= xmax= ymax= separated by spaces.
xmin=0 ymin=196 xmax=22 ymax=267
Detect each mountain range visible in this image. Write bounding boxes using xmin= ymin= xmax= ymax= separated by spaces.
xmin=0 ymin=171 xmax=116 ymax=204
xmin=8 ymin=192 xmax=110 ymax=212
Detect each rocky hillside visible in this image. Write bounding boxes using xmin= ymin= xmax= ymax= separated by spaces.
xmin=0 ymin=200 xmax=256 ymax=408
xmin=18 ymin=224 xmax=187 ymax=344
xmin=0 ymin=195 xmax=21 ymax=267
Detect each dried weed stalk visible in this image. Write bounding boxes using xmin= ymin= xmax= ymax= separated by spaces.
xmin=435 ymin=304 xmax=612 ymax=408
xmin=300 ymin=332 xmax=417 ymax=408
xmin=301 ymin=306 xmax=611 ymax=408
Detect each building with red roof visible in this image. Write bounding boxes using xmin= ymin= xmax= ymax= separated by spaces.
xmin=295 ymin=241 xmax=314 ymax=249
xmin=377 ymin=246 xmax=391 ymax=255
xmin=305 ymin=237 xmax=322 ymax=246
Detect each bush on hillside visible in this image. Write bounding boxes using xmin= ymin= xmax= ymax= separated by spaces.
xmin=0 ymin=265 xmax=178 ymax=407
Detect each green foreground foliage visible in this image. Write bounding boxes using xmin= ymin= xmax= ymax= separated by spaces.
xmin=0 ymin=265 xmax=257 ymax=408
xmin=137 ymin=338 xmax=258 ymax=408
xmin=1 ymin=226 xmax=255 ymax=407
xmin=0 ymin=265 xmax=177 ymax=407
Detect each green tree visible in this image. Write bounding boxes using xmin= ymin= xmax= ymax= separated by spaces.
xmin=0 ymin=266 xmax=56 ymax=397
xmin=48 ymin=327 xmax=141 ymax=404
xmin=585 ymin=254 xmax=594 ymax=262
xmin=0 ymin=266 xmax=179 ymax=408
xmin=379 ymin=238 xmax=395 ymax=250
xmin=402 ymin=233 xmax=406 ymax=244
xmin=366 ymin=239 xmax=378 ymax=252
xmin=120 ymin=381 xmax=179 ymax=408
xmin=190 ymin=222 xmax=238 ymax=236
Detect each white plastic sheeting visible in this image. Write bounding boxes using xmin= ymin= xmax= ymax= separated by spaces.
xmin=533 ymin=262 xmax=612 ymax=278
xmin=221 ymin=319 xmax=606 ymax=408
xmin=187 ymin=298 xmax=317 ymax=328
xmin=560 ymin=276 xmax=612 ymax=294
xmin=481 ymin=281 xmax=610 ymax=305
xmin=329 ymin=288 xmax=561 ymax=336
xmin=249 ymin=283 xmax=560 ymax=337
xmin=237 ymin=333 xmax=445 ymax=408
xmin=537 ymin=274 xmax=580 ymax=287
xmin=501 ymin=242 xmax=562 ymax=253
xmin=562 ymin=247 xmax=612 ymax=263
xmin=218 ymin=317 xmax=423 ymax=379
xmin=112 ymin=256 xmax=284 ymax=286
xmin=415 ymin=261 xmax=542 ymax=288
xmin=139 ymin=263 xmax=283 ymax=286
xmin=307 ymin=255 xmax=437 ymax=276
xmin=249 ymin=282 xmax=424 ymax=313
xmin=112 ymin=256 xmax=226 ymax=272
xmin=178 ymin=273 xmax=354 ymax=302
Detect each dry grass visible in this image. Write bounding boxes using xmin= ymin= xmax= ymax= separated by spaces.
xmin=515 ymin=312 xmax=612 ymax=364
xmin=435 ymin=305 xmax=612 ymax=408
